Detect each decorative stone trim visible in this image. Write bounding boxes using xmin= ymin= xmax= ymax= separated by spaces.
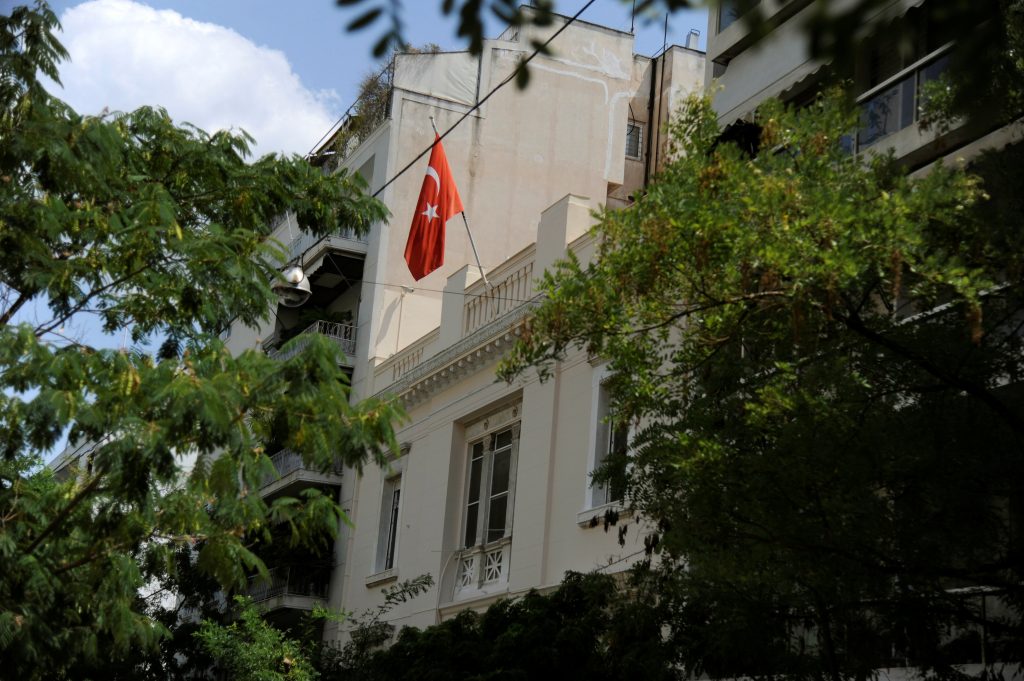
xmin=453 ymin=536 xmax=512 ymax=600
xmin=375 ymin=298 xmax=540 ymax=407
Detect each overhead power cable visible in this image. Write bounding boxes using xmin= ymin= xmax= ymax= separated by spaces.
xmin=370 ymin=0 xmax=598 ymax=198
xmin=352 ymin=278 xmax=537 ymax=304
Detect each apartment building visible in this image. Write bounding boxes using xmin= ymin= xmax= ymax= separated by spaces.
xmin=216 ymin=10 xmax=705 ymax=640
xmin=705 ymin=0 xmax=1021 ymax=674
xmin=707 ymin=0 xmax=1021 ymax=169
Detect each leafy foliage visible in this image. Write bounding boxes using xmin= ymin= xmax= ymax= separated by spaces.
xmin=917 ymin=0 xmax=1024 ymax=131
xmin=337 ymin=0 xmax=554 ymax=60
xmin=325 ymin=571 xmax=676 ymax=681
xmin=312 ymin=574 xmax=434 ymax=676
xmin=0 ymin=4 xmax=401 ymax=677
xmin=501 ymin=92 xmax=1024 ymax=678
xmin=197 ymin=596 xmax=319 ymax=681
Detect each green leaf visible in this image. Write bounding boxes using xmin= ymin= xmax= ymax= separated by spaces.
xmin=347 ymin=7 xmax=383 ymax=32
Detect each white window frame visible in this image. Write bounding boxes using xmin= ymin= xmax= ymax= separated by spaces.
xmin=371 ymin=453 xmax=407 ymax=580
xmin=625 ymin=120 xmax=644 ymax=160
xmin=455 ymin=404 xmax=521 ymax=598
xmin=380 ymin=475 xmax=402 ymax=571
xmin=583 ymin=367 xmax=630 ymax=513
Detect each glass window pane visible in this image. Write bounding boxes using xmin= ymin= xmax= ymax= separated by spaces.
xmin=385 ymin=488 xmax=400 ymax=569
xmin=626 ymin=124 xmax=642 ymax=158
xmin=611 ymin=425 xmax=628 ymax=456
xmin=487 ymin=494 xmax=508 ymax=542
xmin=900 ymin=77 xmax=915 ymax=129
xmin=494 ymin=429 xmax=513 ymax=451
xmin=859 ymin=79 xmax=908 ymax=147
xmin=490 ymin=450 xmax=510 ymax=495
xmin=468 ymin=457 xmax=483 ymax=503
xmin=719 ymin=0 xmax=758 ymax=32
xmin=464 ymin=503 xmax=478 ymax=547
xmin=921 ymin=55 xmax=950 ymax=84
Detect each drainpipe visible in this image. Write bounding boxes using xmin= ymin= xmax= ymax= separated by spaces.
xmin=656 ymin=13 xmax=668 ymax=174
xmin=644 ymin=53 xmax=658 ymax=187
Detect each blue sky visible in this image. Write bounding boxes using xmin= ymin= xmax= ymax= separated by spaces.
xmin=40 ymin=0 xmax=708 ymax=156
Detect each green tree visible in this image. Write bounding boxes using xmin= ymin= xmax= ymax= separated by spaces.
xmin=501 ymin=92 xmax=1024 ymax=679
xmin=196 ymin=597 xmax=319 ymax=681
xmin=0 ymin=3 xmax=400 ymax=677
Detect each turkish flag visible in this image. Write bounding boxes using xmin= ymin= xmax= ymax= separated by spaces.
xmin=404 ymin=134 xmax=464 ymax=280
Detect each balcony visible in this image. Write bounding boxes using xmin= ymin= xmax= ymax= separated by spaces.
xmin=453 ymin=537 xmax=511 ymax=601
xmin=265 ymin=320 xmax=356 ymax=364
xmin=855 ymin=44 xmax=952 ymax=152
xmin=246 ymin=565 xmax=328 ymax=611
xmin=283 ymin=227 xmax=368 ymax=264
xmin=259 ymin=448 xmax=343 ymax=499
xmin=309 ymin=61 xmax=394 ymax=173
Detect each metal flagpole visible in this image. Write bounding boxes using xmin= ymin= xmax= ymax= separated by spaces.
xmin=429 ymin=117 xmax=493 ymax=296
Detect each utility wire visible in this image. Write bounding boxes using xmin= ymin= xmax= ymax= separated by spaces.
xmin=596 ymin=547 xmax=647 ymax=573
xmin=370 ymin=0 xmax=598 ymax=199
xmin=352 ymin=278 xmax=537 ymax=304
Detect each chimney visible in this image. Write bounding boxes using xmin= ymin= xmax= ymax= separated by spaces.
xmin=686 ymin=29 xmax=700 ymax=50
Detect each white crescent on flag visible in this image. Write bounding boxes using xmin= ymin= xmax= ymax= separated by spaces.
xmin=425 ymin=166 xmax=441 ymax=196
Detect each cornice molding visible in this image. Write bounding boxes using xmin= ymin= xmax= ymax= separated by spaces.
xmin=376 ymin=298 xmax=540 ymax=407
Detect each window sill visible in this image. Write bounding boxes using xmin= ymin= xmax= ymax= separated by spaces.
xmin=365 ymin=568 xmax=398 ymax=588
xmin=576 ymin=500 xmax=632 ymax=528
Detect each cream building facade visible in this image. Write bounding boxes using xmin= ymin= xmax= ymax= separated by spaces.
xmin=216 ymin=10 xmax=705 ymax=640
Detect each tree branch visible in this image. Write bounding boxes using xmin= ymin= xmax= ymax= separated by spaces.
xmin=23 ymin=474 xmax=103 ymax=557
xmin=33 ymin=256 xmax=187 ymax=338
xmin=0 ymin=290 xmax=30 ymax=326
xmin=837 ymin=308 xmax=1024 ymax=437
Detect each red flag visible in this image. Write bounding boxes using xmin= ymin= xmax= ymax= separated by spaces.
xmin=404 ymin=134 xmax=464 ymax=280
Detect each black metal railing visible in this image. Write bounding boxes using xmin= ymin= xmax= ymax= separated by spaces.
xmin=246 ymin=566 xmax=329 ymax=603
xmin=265 ymin=320 xmax=357 ymax=363
xmin=260 ymin=449 xmax=343 ymax=488
xmin=311 ymin=61 xmax=394 ymax=173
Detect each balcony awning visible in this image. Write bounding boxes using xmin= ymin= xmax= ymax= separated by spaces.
xmin=717 ymin=60 xmax=827 ymax=128
xmin=715 ymin=0 xmax=928 ymax=128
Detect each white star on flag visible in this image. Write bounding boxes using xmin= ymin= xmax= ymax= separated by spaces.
xmin=420 ymin=203 xmax=439 ymax=222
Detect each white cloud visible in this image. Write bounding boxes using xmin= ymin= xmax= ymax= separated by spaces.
xmin=52 ymin=0 xmax=339 ymax=156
